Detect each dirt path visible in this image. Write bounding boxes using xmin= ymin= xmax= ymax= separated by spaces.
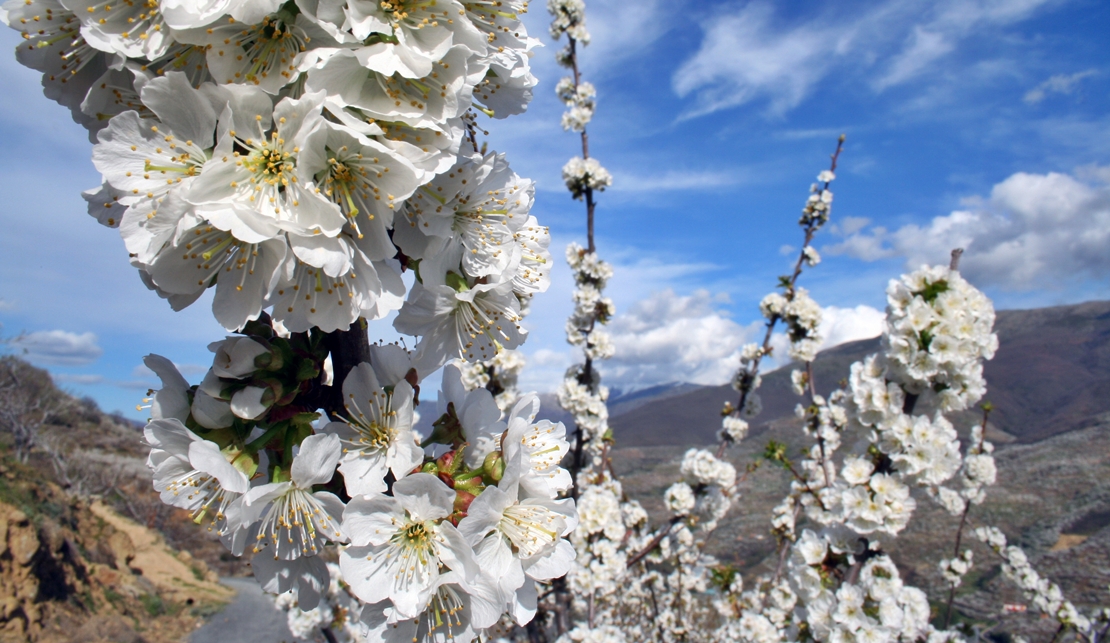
xmin=189 ymin=577 xmax=306 ymax=643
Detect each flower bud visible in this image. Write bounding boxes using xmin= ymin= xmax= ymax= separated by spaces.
xmin=450 ymin=490 xmax=476 ymax=525
xmin=230 ymin=385 xmax=271 ymax=420
xmin=210 ymin=337 xmax=269 ymax=379
xmin=482 ymin=451 xmax=505 ymax=483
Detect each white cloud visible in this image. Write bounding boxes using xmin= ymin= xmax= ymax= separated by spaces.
xmin=52 ymin=373 xmax=105 ymax=385
xmin=777 ymin=127 xmax=850 ymax=141
xmin=10 ymin=330 xmax=103 ymax=366
xmin=603 ymin=289 xmax=757 ymax=389
xmin=820 ymin=305 xmax=885 ymax=348
xmin=673 ymin=3 xmax=835 ymax=118
xmin=1023 ymin=69 xmax=1099 ymax=104
xmin=825 ymin=167 xmax=1110 ymax=289
xmin=515 ymin=235 xmax=728 ymax=393
xmin=673 ymin=0 xmax=1058 ymax=118
xmin=875 ymin=25 xmax=955 ymax=90
xmin=612 ymin=169 xmax=743 ymax=193
xmin=567 ymin=289 xmax=887 ymax=392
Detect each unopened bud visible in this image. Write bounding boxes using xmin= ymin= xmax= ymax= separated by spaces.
xmin=453 ymin=490 xmax=476 ymax=516
xmin=483 ymin=451 xmax=505 ymax=483
xmin=445 ymin=271 xmax=469 ymax=293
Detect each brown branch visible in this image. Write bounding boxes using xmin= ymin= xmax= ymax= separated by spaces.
xmin=950 ymin=248 xmax=964 ymax=271
xmin=323 ymin=319 xmax=371 ymax=420
xmin=626 ymin=516 xmax=684 ymax=568
xmin=943 ymin=403 xmax=993 ymax=629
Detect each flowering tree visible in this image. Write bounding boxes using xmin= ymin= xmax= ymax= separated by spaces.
xmin=5 ymin=0 xmax=1108 ymax=642
xmin=2 ymin=0 xmax=583 ymax=640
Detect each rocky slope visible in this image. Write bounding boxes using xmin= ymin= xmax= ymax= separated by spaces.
xmin=0 ymin=459 xmax=232 ymax=643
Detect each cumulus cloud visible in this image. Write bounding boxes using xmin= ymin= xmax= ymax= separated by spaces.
xmin=595 ymin=289 xmax=884 ymax=391
xmin=9 ymin=330 xmax=103 ymax=366
xmin=1023 ymin=70 xmax=1099 ymax=104
xmin=824 ymin=168 xmax=1110 ymax=289
xmin=603 ymin=290 xmax=758 ymax=389
xmin=821 ymin=305 xmax=885 ymax=348
xmin=673 ymin=0 xmax=1056 ymax=118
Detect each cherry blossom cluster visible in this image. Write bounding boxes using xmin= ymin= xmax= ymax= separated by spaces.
xmin=938 ymin=548 xmax=974 ymax=588
xmin=3 ymin=0 xmax=553 ymax=375
xmin=760 ymin=286 xmax=823 ymax=363
xmin=556 ymin=75 xmax=595 ymax=132
xmin=785 ymin=541 xmax=932 ymax=642
xmin=721 ymin=156 xmax=842 ymax=451
xmin=563 ymin=157 xmax=613 ymax=200
xmin=141 ymin=316 xmax=578 ymax=641
xmin=976 ymin=526 xmax=1093 ymax=635
xmin=883 ymin=266 xmax=998 ymax=411
xmin=749 ymin=265 xmax=1102 ymax=642
xmin=457 ymin=348 xmax=528 ymax=412
xmin=273 ymin=562 xmax=362 ymax=641
xmin=931 ymin=421 xmax=996 ymax=518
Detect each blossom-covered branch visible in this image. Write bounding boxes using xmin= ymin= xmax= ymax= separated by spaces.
xmin=3 ymin=1 xmax=580 ymax=641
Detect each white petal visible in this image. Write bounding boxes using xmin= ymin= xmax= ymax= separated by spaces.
xmin=230 ymin=386 xmax=268 ymax=420
xmin=291 ymin=432 xmax=342 ymax=488
xmin=393 ymin=473 xmax=455 ymax=522
xmin=188 ymin=439 xmax=250 ymax=494
xmin=342 ymin=495 xmax=403 ymax=547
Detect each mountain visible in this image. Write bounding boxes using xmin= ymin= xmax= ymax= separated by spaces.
xmin=610 ymin=300 xmax=1110 ymax=447
xmin=606 ymin=300 xmax=1110 ymax=639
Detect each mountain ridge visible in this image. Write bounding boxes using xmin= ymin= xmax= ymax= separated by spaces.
xmin=609 ymin=299 xmax=1110 ymax=447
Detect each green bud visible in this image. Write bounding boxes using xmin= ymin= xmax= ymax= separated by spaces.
xmin=445 ymin=271 xmax=469 ymax=293
xmin=482 ymin=451 xmax=505 ymax=483
xmin=223 ymin=445 xmax=259 ymax=479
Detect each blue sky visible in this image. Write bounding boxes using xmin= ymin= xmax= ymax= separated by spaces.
xmin=2 ymin=0 xmax=1108 ymax=416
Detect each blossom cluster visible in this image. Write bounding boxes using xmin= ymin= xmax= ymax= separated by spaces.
xmin=273 ymin=562 xmax=362 ymax=641
xmin=140 ymin=316 xmax=576 ymax=641
xmin=786 ymin=538 xmax=932 ymax=642
xmin=457 ymin=348 xmax=528 ymax=412
xmin=557 ymin=77 xmax=596 ymax=132
xmin=761 ymin=286 xmax=823 ymax=363
xmin=883 ymin=266 xmax=998 ymax=409
xmin=939 ymin=549 xmax=974 ymax=588
xmin=3 ymin=0 xmax=551 ymax=374
xmin=563 ymin=156 xmax=613 ymax=200
xmin=976 ymin=527 xmax=1092 ymax=633
xmin=722 ymin=165 xmax=840 ymax=450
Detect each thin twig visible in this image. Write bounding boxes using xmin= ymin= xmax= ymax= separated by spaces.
xmin=950 ymin=248 xmax=964 ymax=271
xmin=944 ymin=403 xmax=993 ymax=629
xmin=717 ymin=136 xmax=846 ymax=459
xmin=626 ymin=516 xmax=684 ymax=568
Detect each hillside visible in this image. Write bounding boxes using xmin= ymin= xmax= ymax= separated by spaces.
xmin=0 ymin=356 xmax=250 ymax=642
xmin=610 ymin=299 xmax=1110 ymax=447
xmin=0 ymin=455 xmax=233 ymax=642
xmin=606 ymin=299 xmax=1110 ymax=640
